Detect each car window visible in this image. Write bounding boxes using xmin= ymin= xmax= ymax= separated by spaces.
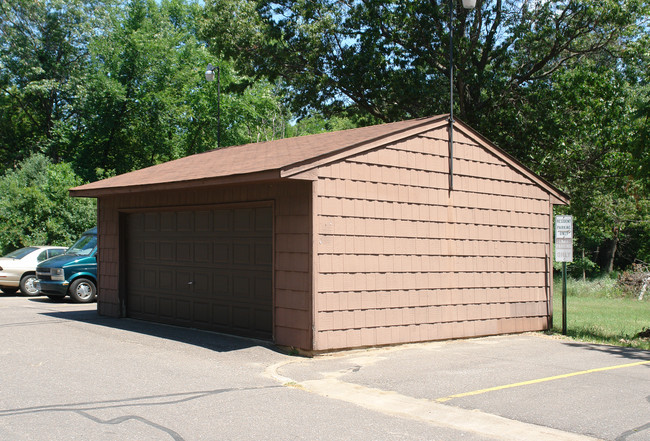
xmin=3 ymin=247 xmax=38 ymax=259
xmin=37 ymin=250 xmax=49 ymax=262
xmin=48 ymin=249 xmax=65 ymax=258
xmin=66 ymin=235 xmax=97 ymax=256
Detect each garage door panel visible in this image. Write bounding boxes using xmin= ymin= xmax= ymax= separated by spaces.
xmin=160 ymin=212 xmax=176 ymax=231
xmin=144 ymin=295 xmax=158 ymax=315
xmin=195 ymin=210 xmax=212 ymax=231
xmin=159 ymin=297 xmax=173 ymax=318
xmin=175 ymin=299 xmax=191 ymax=321
xmin=255 ymin=309 xmax=272 ymax=331
xmin=213 ymin=242 xmax=231 ymax=264
xmin=175 ymin=269 xmax=192 ymax=292
xmin=212 ymin=304 xmax=230 ymax=326
xmin=255 ymin=207 xmax=273 ymax=232
xmin=194 ymin=242 xmax=211 ymax=263
xmin=233 ymin=275 xmax=251 ymax=298
xmin=233 ymin=243 xmax=251 ymax=265
xmin=234 ymin=208 xmax=253 ymax=232
xmin=214 ymin=211 xmax=232 ymax=231
xmin=144 ymin=241 xmax=157 ymax=260
xmin=232 ymin=306 xmax=251 ymax=329
xmin=175 ymin=241 xmax=193 ymax=262
xmin=159 ymin=271 xmax=172 ymax=290
xmin=159 ymin=241 xmax=175 ymax=260
xmin=176 ymin=211 xmax=194 ymax=231
xmin=143 ymin=269 xmax=157 ymax=289
xmin=212 ymin=273 xmax=230 ymax=296
xmin=126 ymin=206 xmax=273 ymax=339
xmin=192 ymin=272 xmax=211 ymax=294
xmin=255 ymin=243 xmax=272 ymax=265
xmin=253 ymin=277 xmax=272 ymax=303
xmin=144 ymin=213 xmax=159 ymax=231
xmin=193 ymin=302 xmax=211 ymax=324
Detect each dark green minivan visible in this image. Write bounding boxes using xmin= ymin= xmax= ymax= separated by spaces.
xmin=35 ymin=227 xmax=98 ymax=303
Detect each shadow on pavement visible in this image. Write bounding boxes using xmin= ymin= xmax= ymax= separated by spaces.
xmin=34 ymin=299 xmax=278 ymax=354
xmin=561 ymin=339 xmax=650 ymax=362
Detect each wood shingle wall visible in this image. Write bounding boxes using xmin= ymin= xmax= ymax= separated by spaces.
xmin=312 ymin=126 xmax=553 ymax=351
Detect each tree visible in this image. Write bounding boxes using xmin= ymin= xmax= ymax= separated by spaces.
xmin=0 ymin=0 xmax=110 ymax=166
xmin=202 ymin=0 xmax=650 ymax=272
xmin=0 ymin=154 xmax=96 ymax=255
xmin=201 ymin=0 xmax=648 ymax=125
xmin=73 ymin=0 xmax=295 ymax=181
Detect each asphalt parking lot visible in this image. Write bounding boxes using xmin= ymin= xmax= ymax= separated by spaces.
xmin=1 ymin=294 xmax=648 ymax=440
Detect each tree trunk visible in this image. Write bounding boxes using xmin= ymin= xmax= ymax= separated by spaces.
xmin=597 ymin=238 xmax=618 ymax=274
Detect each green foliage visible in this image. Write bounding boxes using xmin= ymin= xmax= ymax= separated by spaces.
xmin=74 ymin=0 xmax=211 ymax=180
xmin=0 ymin=0 xmax=112 ymax=165
xmin=202 ymin=0 xmax=648 ymax=123
xmin=201 ymin=0 xmax=650 ymax=271
xmin=0 ymin=154 xmax=96 ymax=254
xmin=554 ymin=255 xmax=600 ymax=279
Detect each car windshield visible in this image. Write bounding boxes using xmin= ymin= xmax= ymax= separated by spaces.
xmin=66 ymin=235 xmax=97 ymax=256
xmin=3 ymin=247 xmax=38 ymax=259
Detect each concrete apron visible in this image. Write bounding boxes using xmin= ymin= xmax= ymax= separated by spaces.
xmin=265 ymin=356 xmax=602 ymax=441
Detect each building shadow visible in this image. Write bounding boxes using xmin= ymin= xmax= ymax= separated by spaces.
xmin=561 ymin=339 xmax=650 ymax=362
xmin=33 ymin=298 xmax=281 ymax=355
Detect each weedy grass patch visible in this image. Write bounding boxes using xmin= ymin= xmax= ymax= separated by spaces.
xmin=551 ymin=277 xmax=650 ymax=351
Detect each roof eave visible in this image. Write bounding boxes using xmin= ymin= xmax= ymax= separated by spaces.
xmin=70 ymin=169 xmax=282 ymax=198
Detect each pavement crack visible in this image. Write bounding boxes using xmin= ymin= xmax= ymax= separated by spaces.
xmin=0 ymin=386 xmax=281 ymax=417
xmin=75 ymin=410 xmax=186 ymax=441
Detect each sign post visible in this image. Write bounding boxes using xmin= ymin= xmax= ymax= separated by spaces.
xmin=555 ymin=215 xmax=573 ymax=335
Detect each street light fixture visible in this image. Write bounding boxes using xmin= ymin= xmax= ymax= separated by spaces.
xmin=449 ymin=0 xmax=476 ymax=190
xmin=205 ymin=63 xmax=221 ymax=148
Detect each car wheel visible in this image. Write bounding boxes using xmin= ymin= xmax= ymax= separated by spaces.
xmin=20 ymin=274 xmax=39 ymax=296
xmin=69 ymin=278 xmax=97 ymax=303
xmin=1 ymin=287 xmax=18 ymax=295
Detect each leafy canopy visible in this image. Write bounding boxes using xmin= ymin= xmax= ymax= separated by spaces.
xmin=0 ymin=154 xmax=96 ymax=254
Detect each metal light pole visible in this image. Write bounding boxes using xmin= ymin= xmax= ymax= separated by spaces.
xmin=448 ymin=0 xmax=476 ymax=190
xmin=205 ymin=63 xmax=221 ymax=148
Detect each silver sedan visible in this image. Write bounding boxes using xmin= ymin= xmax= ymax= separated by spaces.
xmin=0 ymin=246 xmax=67 ymax=296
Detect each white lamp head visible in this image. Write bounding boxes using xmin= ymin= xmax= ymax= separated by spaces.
xmin=462 ymin=0 xmax=477 ymax=9
xmin=205 ymin=63 xmax=215 ymax=82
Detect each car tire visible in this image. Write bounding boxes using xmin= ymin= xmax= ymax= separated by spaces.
xmin=1 ymin=287 xmax=18 ymax=295
xmin=69 ymin=278 xmax=97 ymax=303
xmin=20 ymin=274 xmax=39 ymax=296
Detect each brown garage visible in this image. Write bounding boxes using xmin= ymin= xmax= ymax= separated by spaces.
xmin=71 ymin=116 xmax=569 ymax=353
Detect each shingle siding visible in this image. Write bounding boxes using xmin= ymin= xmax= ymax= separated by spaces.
xmin=312 ymin=127 xmax=552 ymax=350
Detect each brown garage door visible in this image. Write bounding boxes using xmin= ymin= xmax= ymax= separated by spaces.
xmin=125 ymin=205 xmax=273 ymax=339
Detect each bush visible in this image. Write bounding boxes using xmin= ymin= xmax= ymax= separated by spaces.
xmin=617 ymin=262 xmax=650 ymax=300
xmin=0 ymin=154 xmax=96 ymax=254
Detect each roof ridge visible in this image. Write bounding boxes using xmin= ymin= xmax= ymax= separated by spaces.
xmin=198 ymin=115 xmax=443 ymax=155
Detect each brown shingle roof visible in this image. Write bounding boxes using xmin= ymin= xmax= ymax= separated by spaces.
xmin=70 ymin=116 xmax=447 ymax=195
xmin=69 ymin=115 xmax=568 ymax=203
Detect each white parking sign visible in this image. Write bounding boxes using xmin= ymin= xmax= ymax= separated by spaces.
xmin=555 ymin=215 xmax=573 ymax=262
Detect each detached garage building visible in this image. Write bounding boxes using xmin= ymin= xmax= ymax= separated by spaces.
xmin=71 ymin=116 xmax=568 ymax=352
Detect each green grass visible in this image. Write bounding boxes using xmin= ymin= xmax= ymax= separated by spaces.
xmin=551 ymin=277 xmax=650 ymax=351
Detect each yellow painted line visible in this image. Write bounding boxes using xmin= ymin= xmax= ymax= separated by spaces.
xmin=436 ymin=359 xmax=650 ymax=403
